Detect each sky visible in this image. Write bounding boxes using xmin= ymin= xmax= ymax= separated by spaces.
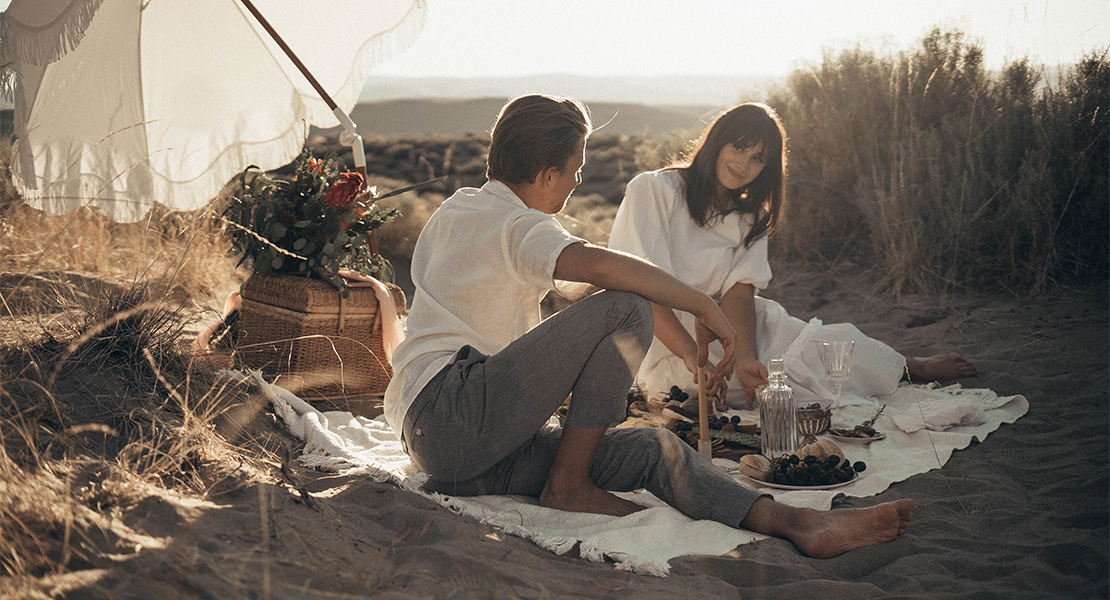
xmin=371 ymin=0 xmax=1106 ymax=78
xmin=0 ymin=0 xmax=1101 ymax=79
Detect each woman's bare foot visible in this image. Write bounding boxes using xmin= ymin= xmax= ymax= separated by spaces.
xmin=539 ymin=481 xmax=644 ymax=517
xmin=906 ymin=353 xmax=977 ymax=382
xmin=790 ymin=499 xmax=915 ymax=559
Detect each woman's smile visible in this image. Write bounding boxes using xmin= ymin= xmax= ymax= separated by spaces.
xmin=716 ymin=140 xmax=766 ymax=191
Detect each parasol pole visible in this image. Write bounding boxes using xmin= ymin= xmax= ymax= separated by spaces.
xmin=697 ymin=366 xmax=712 ymax=460
xmin=236 ymin=0 xmax=368 ymax=186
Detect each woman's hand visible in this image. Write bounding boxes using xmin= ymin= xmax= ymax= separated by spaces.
xmin=734 ymin=356 xmax=768 ymax=406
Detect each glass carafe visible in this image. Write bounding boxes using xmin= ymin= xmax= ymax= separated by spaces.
xmin=758 ymin=358 xmax=798 ymax=460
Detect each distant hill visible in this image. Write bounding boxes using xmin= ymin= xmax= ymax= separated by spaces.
xmin=358 ymin=74 xmax=781 ymax=107
xmin=323 ymin=98 xmax=728 ymax=136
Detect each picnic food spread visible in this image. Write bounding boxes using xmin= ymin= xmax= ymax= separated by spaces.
xmin=738 ymin=438 xmax=868 ymax=487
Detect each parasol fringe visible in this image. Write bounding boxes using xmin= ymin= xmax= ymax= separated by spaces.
xmin=10 ymin=0 xmax=428 ymax=223
xmin=0 ymin=0 xmax=105 ymax=67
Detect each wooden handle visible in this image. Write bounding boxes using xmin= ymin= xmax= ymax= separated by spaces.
xmin=697 ymin=366 xmax=712 ymax=459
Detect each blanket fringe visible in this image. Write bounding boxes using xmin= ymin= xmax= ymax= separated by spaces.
xmin=423 ymin=492 xmax=670 ymax=576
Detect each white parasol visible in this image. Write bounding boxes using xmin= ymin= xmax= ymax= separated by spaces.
xmin=0 ymin=0 xmax=426 ymax=222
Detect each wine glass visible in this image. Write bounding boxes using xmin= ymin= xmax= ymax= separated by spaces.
xmin=822 ymin=340 xmax=854 ymax=410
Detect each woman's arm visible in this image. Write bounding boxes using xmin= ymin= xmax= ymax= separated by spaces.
xmin=720 ymin=282 xmax=768 ymax=407
xmin=554 ymin=242 xmax=735 ymax=379
xmin=649 ymin=302 xmax=729 ymax=405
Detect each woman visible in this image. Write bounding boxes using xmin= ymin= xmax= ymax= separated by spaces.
xmin=608 ymin=103 xmax=975 ymax=409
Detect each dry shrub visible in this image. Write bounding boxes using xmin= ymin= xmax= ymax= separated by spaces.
xmin=0 ymin=140 xmax=245 ymax=309
xmin=557 ymin=194 xmax=618 ymax=246
xmin=771 ymin=29 xmax=1109 ymax=295
xmin=0 ymin=284 xmax=275 ymax=580
xmin=633 ymin=129 xmax=698 ymax=173
xmin=0 ymin=230 xmax=274 ymax=582
xmin=368 ymin=174 xmax=447 ymax=261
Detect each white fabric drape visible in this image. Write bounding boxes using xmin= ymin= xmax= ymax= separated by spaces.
xmin=0 ymin=0 xmax=426 ymax=222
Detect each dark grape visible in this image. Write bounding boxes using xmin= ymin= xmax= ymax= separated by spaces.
xmin=730 ymin=415 xmax=741 ymax=424
xmin=764 ymin=451 xmax=864 ymax=488
xmin=853 ymin=461 xmax=867 ymax=472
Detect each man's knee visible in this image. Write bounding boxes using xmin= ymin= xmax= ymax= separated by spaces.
xmin=608 ymin=426 xmax=667 ymax=462
xmin=598 ymin=290 xmax=653 ymax=344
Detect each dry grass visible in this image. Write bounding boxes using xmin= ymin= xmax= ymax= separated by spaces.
xmin=768 ymin=30 xmax=1108 ymax=295
xmin=0 ymin=276 xmax=282 ymax=583
xmin=0 ymin=148 xmax=284 ymax=586
xmin=0 ymin=142 xmax=244 ymax=307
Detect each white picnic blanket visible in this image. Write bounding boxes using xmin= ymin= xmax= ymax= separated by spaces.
xmin=724 ymin=383 xmax=1029 ymax=510
xmin=239 ymin=370 xmax=1027 ymax=576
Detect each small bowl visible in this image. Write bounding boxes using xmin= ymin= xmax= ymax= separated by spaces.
xmin=796 ymin=405 xmax=832 ymax=445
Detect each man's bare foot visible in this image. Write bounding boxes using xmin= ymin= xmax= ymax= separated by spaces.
xmin=906 ymin=353 xmax=977 ymax=382
xmin=539 ymin=482 xmax=644 ymax=517
xmin=790 ymin=499 xmax=914 ymax=559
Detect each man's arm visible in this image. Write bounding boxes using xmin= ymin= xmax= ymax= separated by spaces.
xmin=554 ymin=242 xmax=735 ymax=377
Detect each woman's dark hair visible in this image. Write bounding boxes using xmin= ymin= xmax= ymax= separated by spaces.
xmin=487 ymin=95 xmax=592 ymax=184
xmin=668 ymin=102 xmax=787 ymax=248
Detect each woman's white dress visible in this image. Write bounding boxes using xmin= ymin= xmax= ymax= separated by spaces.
xmin=608 ymin=170 xmax=905 ymax=409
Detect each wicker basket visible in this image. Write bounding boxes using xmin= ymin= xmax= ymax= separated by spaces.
xmin=236 ymin=274 xmax=405 ymax=404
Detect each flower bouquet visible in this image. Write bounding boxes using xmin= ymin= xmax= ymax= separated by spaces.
xmin=224 ymin=148 xmax=430 ymax=290
xmin=220 ymin=148 xmax=437 ymax=399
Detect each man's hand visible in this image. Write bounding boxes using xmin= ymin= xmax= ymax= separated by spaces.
xmin=682 ymin=355 xmax=729 ymax=410
xmin=694 ymin=315 xmax=735 ymax=382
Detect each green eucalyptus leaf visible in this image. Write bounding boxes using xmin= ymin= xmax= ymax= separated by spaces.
xmin=323 ymin=242 xmax=336 ymax=256
xmin=270 ymin=222 xmax=287 ymax=239
xmin=271 ymin=256 xmax=284 ymax=270
xmin=294 ymin=220 xmax=312 ymax=228
xmin=293 ymin=237 xmax=307 ymax=250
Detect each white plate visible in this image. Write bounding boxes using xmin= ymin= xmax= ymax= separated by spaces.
xmin=738 ymin=472 xmax=860 ymax=491
xmin=827 ymin=430 xmax=886 ymax=444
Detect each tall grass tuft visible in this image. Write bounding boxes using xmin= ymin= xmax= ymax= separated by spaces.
xmin=0 ymin=279 xmax=274 ymax=580
xmin=771 ymin=29 xmax=1108 ymax=295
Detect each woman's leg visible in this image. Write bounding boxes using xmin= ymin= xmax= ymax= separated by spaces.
xmin=905 ymin=354 xmax=977 ymax=381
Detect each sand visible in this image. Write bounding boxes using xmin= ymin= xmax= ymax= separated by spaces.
xmin=5 ymin=259 xmax=1107 ymax=599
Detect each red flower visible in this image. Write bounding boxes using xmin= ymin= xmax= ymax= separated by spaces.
xmin=308 ymin=158 xmax=323 ymax=173
xmin=323 ymin=172 xmax=364 ymax=207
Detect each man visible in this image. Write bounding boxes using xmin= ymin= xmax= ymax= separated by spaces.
xmin=383 ymin=95 xmax=912 ymax=557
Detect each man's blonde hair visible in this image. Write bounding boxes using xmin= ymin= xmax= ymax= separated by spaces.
xmin=487 ymin=95 xmax=592 ymax=185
